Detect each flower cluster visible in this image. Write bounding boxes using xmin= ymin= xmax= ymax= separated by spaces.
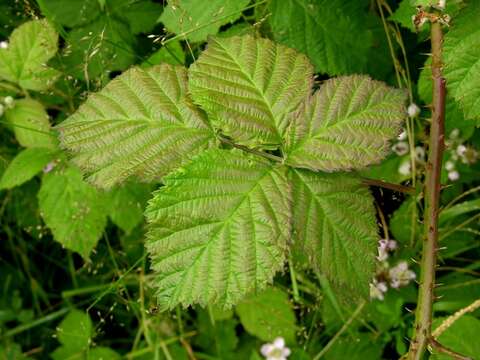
xmin=370 ymin=239 xmax=416 ymax=301
xmin=0 ymin=96 xmax=14 ymax=117
xmin=260 ymin=337 xmax=291 ymax=360
xmin=443 ymin=129 xmax=478 ymax=182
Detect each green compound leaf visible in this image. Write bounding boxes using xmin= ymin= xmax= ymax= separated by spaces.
xmin=57 ymin=64 xmax=215 ymax=189
xmin=236 ymin=288 xmax=297 ymax=343
xmin=159 ymin=0 xmax=250 ymax=43
xmin=5 ymin=99 xmax=57 ymax=149
xmin=290 ymin=169 xmax=378 ymax=297
xmin=38 ymin=167 xmax=107 ymax=259
xmin=145 ymin=149 xmax=291 ymax=309
xmin=285 ymin=75 xmax=407 ymax=172
xmin=269 ymin=0 xmax=374 ymax=75
xmin=189 ymin=35 xmax=313 ymax=148
xmin=443 ymin=1 xmax=480 ymax=120
xmin=0 ymin=148 xmax=57 ymax=190
xmin=0 ymin=19 xmax=59 ymax=91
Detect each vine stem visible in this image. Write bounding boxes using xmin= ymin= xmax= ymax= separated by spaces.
xmin=406 ymin=20 xmax=446 ymax=360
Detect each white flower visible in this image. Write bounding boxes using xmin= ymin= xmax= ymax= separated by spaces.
xmin=448 ymin=170 xmax=460 ymax=181
xmin=0 ymin=41 xmax=8 ymax=49
xmin=392 ymin=142 xmax=409 ymax=156
xmin=398 ymin=161 xmax=411 ymax=176
xmin=407 ymin=103 xmax=420 ymax=118
xmin=456 ymin=144 xmax=467 ymax=156
xmin=449 ymin=128 xmax=460 ymax=139
xmin=377 ymin=239 xmax=397 ymax=262
xmin=261 ymin=338 xmax=291 ymax=360
xmin=4 ymin=96 xmax=14 ymax=108
xmin=437 ymin=0 xmax=446 ymax=9
xmin=415 ymin=146 xmax=426 ymax=163
xmin=389 ymin=261 xmax=416 ymax=288
xmin=397 ymin=129 xmax=407 ymax=141
xmin=445 ymin=161 xmax=455 ymax=171
xmin=43 ymin=161 xmax=56 ymax=173
xmin=370 ymin=280 xmax=388 ymax=301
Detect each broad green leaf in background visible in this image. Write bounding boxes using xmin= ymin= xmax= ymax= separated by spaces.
xmin=236 ymin=288 xmax=297 ymax=343
xmin=0 ymin=147 xmax=57 ymax=190
xmin=285 ymin=75 xmax=407 ymax=172
xmin=55 ymin=309 xmax=92 ymax=353
xmin=431 ymin=315 xmax=480 ymax=359
xmin=141 ymin=41 xmax=185 ymax=68
xmin=0 ymin=19 xmax=59 ymax=91
xmin=269 ymin=0 xmax=375 ymax=75
xmin=290 ymin=170 xmax=377 ymax=296
xmin=5 ymin=98 xmax=57 ymax=148
xmin=390 ymin=197 xmax=418 ymax=245
xmin=159 ymin=0 xmax=250 ymax=42
xmin=189 ymin=35 xmax=313 ymax=147
xmin=109 ymin=0 xmax=162 ymax=35
xmin=106 ymin=182 xmax=152 ymax=234
xmin=87 ymin=347 xmax=121 ymax=360
xmin=37 ymin=0 xmax=100 ymax=27
xmin=145 ymin=149 xmax=291 ymax=309
xmin=443 ymin=1 xmax=480 ymax=120
xmin=38 ymin=167 xmax=107 ymax=258
xmin=57 ymin=64 xmax=214 ymax=189
xmin=324 ymin=333 xmax=384 ymax=360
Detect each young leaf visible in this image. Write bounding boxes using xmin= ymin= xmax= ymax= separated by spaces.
xmin=269 ymin=0 xmax=374 ymax=75
xmin=38 ymin=167 xmax=107 ymax=258
xmin=145 ymin=149 xmax=291 ymax=309
xmin=285 ymin=75 xmax=407 ymax=172
xmin=443 ymin=1 xmax=480 ymax=120
xmin=236 ymin=288 xmax=297 ymax=343
xmin=189 ymin=35 xmax=313 ymax=147
xmin=0 ymin=148 xmax=57 ymax=190
xmin=159 ymin=0 xmax=250 ymax=42
xmin=5 ymin=99 xmax=57 ymax=149
xmin=57 ymin=64 xmax=214 ymax=189
xmin=290 ymin=169 xmax=377 ymax=297
xmin=0 ymin=19 xmax=59 ymax=91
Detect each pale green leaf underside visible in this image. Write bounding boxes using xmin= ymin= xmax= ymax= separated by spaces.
xmin=0 ymin=147 xmax=56 ymax=190
xmin=145 ymin=149 xmax=291 ymax=309
xmin=443 ymin=1 xmax=480 ymax=120
xmin=38 ymin=167 xmax=107 ymax=259
xmin=57 ymin=64 xmax=214 ymax=189
xmin=5 ymin=98 xmax=57 ymax=149
xmin=159 ymin=0 xmax=250 ymax=43
xmin=0 ymin=19 xmax=59 ymax=91
xmin=286 ymin=75 xmax=407 ymax=172
xmin=290 ymin=169 xmax=377 ymax=297
xmin=236 ymin=288 xmax=297 ymax=342
xmin=189 ymin=35 xmax=313 ymax=147
xmin=268 ymin=0 xmax=373 ymax=75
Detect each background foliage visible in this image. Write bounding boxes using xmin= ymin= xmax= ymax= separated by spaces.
xmin=1 ymin=0 xmax=480 ymax=359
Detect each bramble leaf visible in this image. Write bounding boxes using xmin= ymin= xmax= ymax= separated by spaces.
xmin=38 ymin=167 xmax=107 ymax=258
xmin=159 ymin=0 xmax=250 ymax=42
xmin=443 ymin=0 xmax=480 ymax=120
xmin=145 ymin=149 xmax=291 ymax=309
xmin=189 ymin=35 xmax=313 ymax=147
xmin=290 ymin=169 xmax=377 ymax=297
xmin=0 ymin=19 xmax=59 ymax=91
xmin=285 ymin=75 xmax=407 ymax=172
xmin=269 ymin=0 xmax=374 ymax=75
xmin=57 ymin=64 xmax=214 ymax=189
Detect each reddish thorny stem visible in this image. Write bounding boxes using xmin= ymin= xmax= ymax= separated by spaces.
xmin=407 ymin=19 xmax=445 ymax=360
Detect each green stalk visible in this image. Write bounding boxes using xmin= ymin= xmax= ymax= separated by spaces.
xmin=407 ymin=20 xmax=445 ymax=360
